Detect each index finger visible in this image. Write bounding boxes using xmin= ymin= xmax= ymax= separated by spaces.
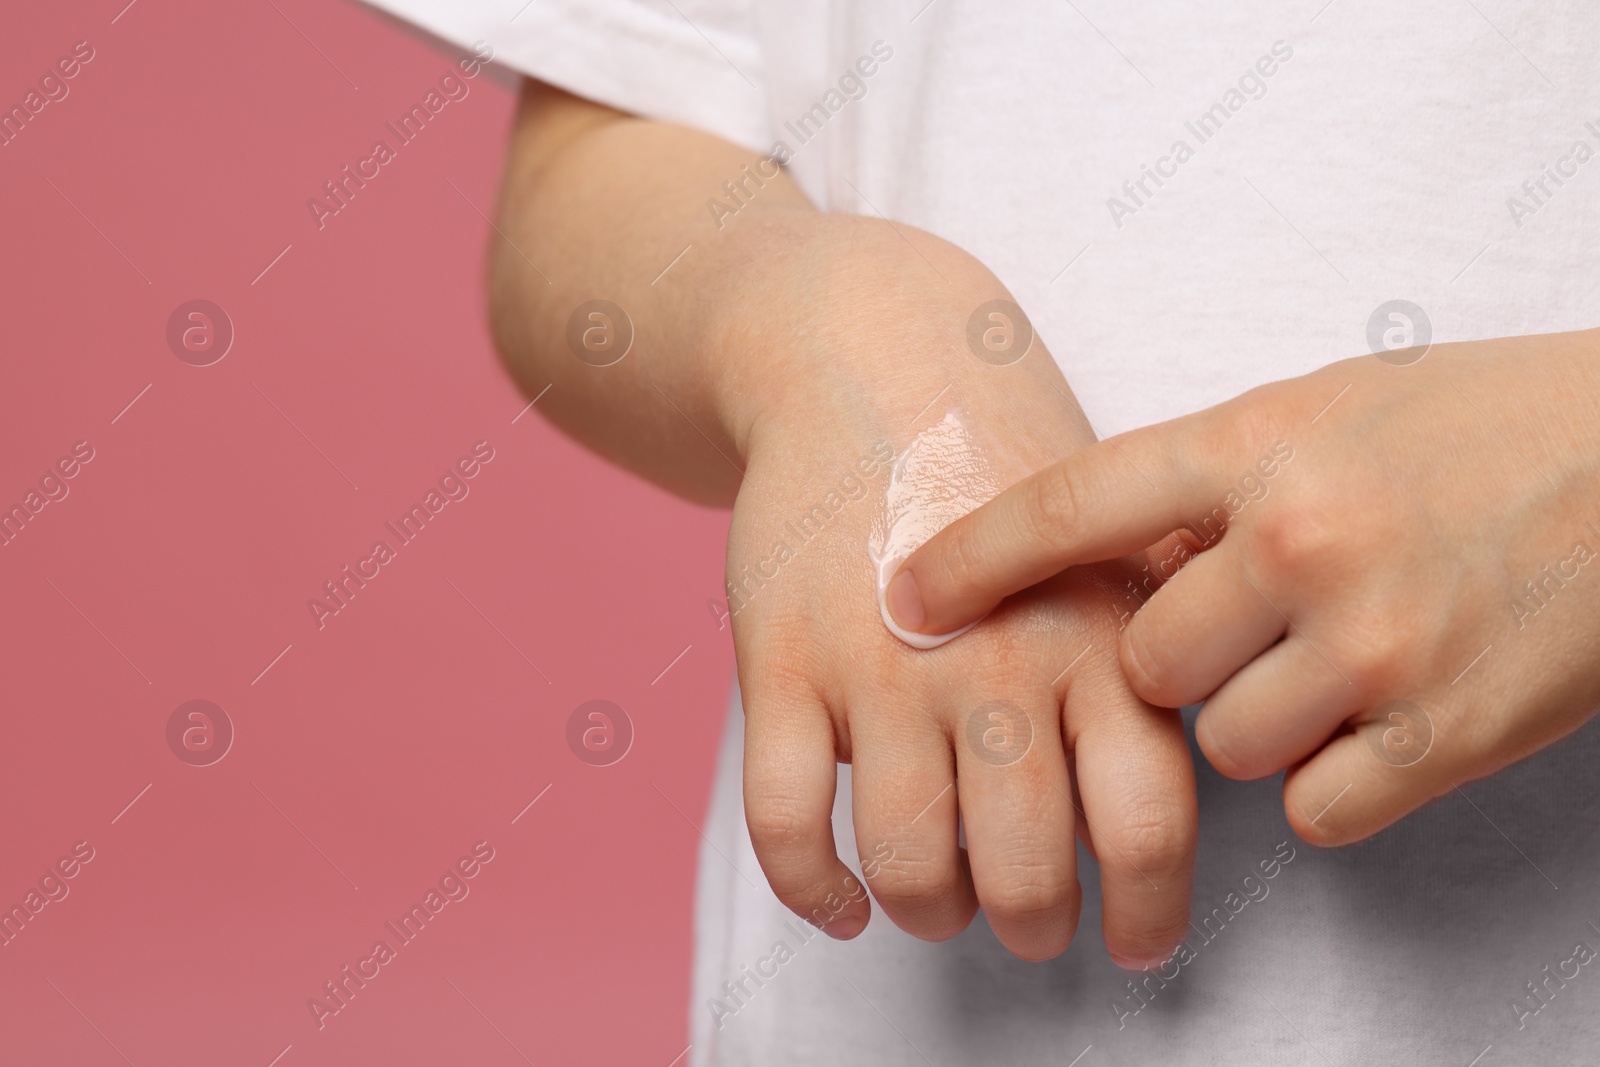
xmin=886 ymin=415 xmax=1229 ymax=637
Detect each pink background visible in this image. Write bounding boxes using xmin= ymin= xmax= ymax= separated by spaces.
xmin=0 ymin=2 xmax=733 ymax=1063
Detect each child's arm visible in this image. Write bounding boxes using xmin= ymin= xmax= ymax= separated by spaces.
xmin=490 ymin=78 xmax=1200 ymax=967
xmin=488 ymin=79 xmax=814 ymax=504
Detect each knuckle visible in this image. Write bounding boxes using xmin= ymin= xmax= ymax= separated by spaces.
xmin=1249 ymin=504 xmax=1339 ymax=577
xmin=868 ymin=856 xmax=965 ymax=929
xmin=1327 ymin=608 xmax=1417 ymax=697
xmin=983 ymin=863 xmax=1076 ymax=926
xmin=744 ymin=802 xmax=817 ymax=860
xmin=1121 ymin=620 xmax=1177 ymax=703
xmin=1021 ymin=464 xmax=1089 ymax=553
xmin=928 ymin=520 xmax=991 ymax=602
xmin=1210 ymin=384 xmax=1293 ymax=453
xmin=1348 ymin=644 xmax=1404 ymax=697
xmin=739 ymin=630 xmax=821 ymax=690
xmin=1109 ymin=806 xmax=1195 ymax=879
xmin=869 ymin=856 xmax=952 ymax=907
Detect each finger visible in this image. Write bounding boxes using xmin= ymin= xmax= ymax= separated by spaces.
xmin=889 ymin=414 xmax=1244 ymax=637
xmin=849 ymin=710 xmax=977 ymax=941
xmin=1281 ymin=701 xmax=1460 ymax=847
xmin=1143 ymin=527 xmax=1215 ymax=585
xmin=1120 ymin=545 xmax=1287 ymax=708
xmin=1195 ymin=635 xmax=1364 ymax=780
xmin=954 ymin=696 xmax=1080 ymax=961
xmin=743 ymin=681 xmax=870 ymax=938
xmin=1066 ymin=665 xmax=1198 ymax=969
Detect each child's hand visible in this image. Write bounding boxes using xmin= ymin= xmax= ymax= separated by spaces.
xmin=891 ymin=328 xmax=1600 ymax=846
xmin=483 ymin=85 xmax=1196 ymax=964
xmin=722 ymin=218 xmax=1197 ymax=966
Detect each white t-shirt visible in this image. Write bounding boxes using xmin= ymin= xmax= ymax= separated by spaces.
xmin=365 ymin=1 xmax=1600 ymax=1063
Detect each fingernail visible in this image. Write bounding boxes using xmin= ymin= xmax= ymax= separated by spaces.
xmin=886 ymin=569 xmax=926 ymax=631
xmin=823 ymin=914 xmax=865 ymax=940
xmin=1109 ymin=949 xmax=1171 ymax=972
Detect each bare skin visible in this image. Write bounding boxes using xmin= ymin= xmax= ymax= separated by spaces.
xmin=488 ymin=80 xmax=1197 ymax=966
xmin=893 ymin=331 xmax=1600 ymax=844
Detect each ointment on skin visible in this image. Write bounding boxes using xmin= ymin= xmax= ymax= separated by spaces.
xmin=870 ymin=410 xmax=1001 ymax=649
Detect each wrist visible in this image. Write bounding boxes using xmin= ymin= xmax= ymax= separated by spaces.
xmin=705 ymin=211 xmax=1097 ymax=473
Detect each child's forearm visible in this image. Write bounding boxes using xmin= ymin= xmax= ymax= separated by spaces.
xmin=489 ymin=78 xmax=817 ymax=505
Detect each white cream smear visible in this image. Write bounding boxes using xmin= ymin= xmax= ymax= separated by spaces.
xmin=870 ymin=410 xmax=1002 ymax=649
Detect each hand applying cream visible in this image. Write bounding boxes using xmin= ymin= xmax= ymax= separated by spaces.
xmin=870 ymin=410 xmax=1000 ymax=649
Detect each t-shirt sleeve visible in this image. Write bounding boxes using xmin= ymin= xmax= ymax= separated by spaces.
xmin=360 ymin=0 xmax=771 ymax=154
